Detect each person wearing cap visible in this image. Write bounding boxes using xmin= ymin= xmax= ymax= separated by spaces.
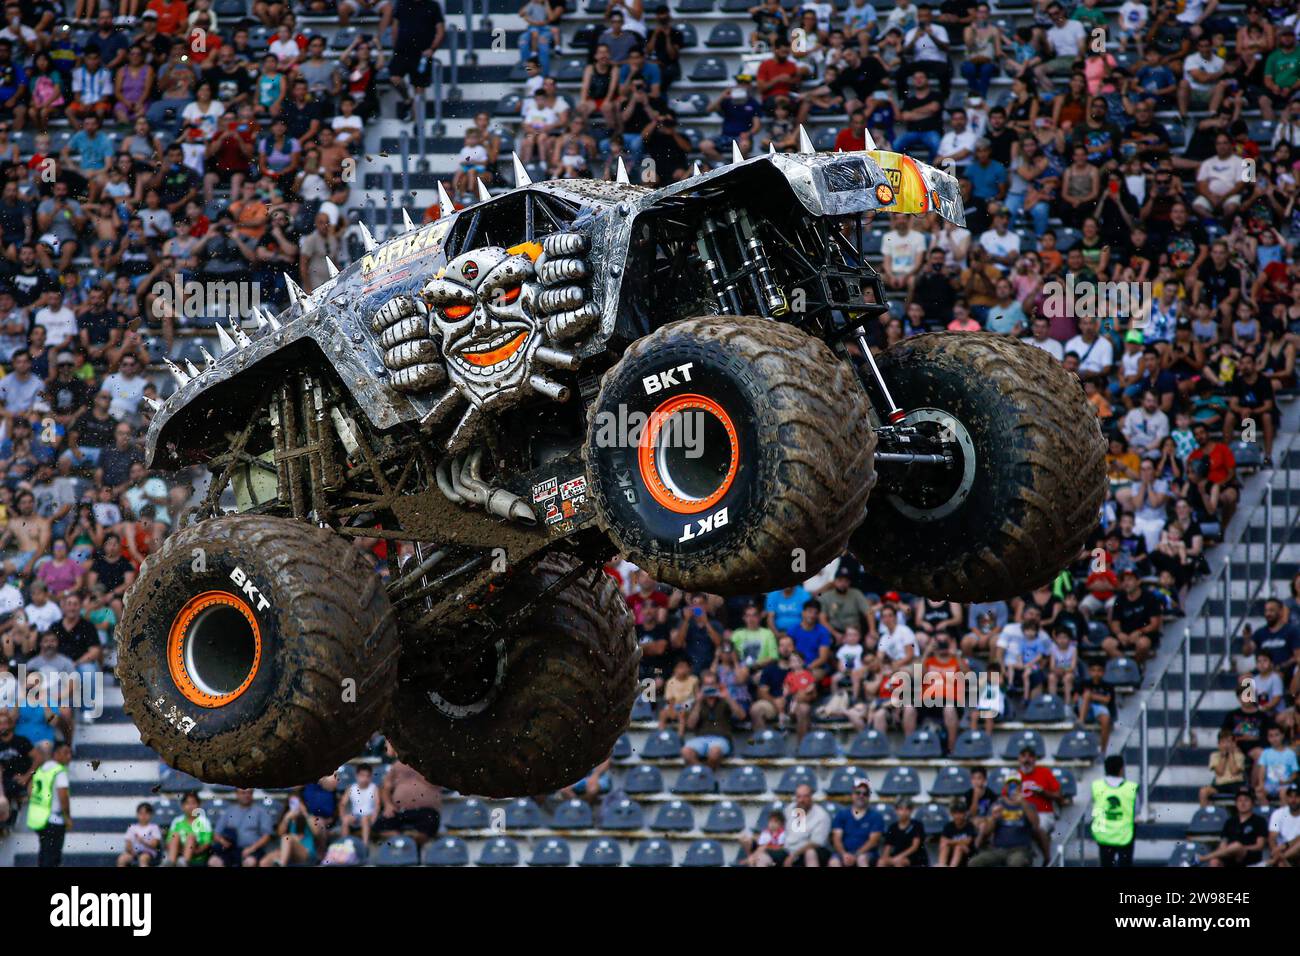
xmin=1105 ymin=566 xmax=1163 ymax=664
xmin=969 ymin=773 xmax=1044 ymax=867
xmin=1199 ymin=788 xmax=1268 ymax=866
xmin=1017 ymin=746 xmax=1062 ymax=847
xmin=829 ymin=777 xmax=885 ymax=866
xmin=1090 ymin=754 xmax=1138 ymax=866
xmin=699 ymin=72 xmax=760 ymax=167
xmin=818 ymin=567 xmax=872 ymax=643
xmin=1266 ymin=784 xmax=1300 ymax=866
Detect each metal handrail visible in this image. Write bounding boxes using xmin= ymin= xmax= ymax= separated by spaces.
xmin=1052 ymin=427 xmax=1299 ymax=865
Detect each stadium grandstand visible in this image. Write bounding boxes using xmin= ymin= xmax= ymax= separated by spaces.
xmin=0 ymin=0 xmax=1299 ymax=871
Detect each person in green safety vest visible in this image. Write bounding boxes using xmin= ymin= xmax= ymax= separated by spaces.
xmin=26 ymin=739 xmax=72 ymax=867
xmin=1091 ymin=754 xmax=1138 ymax=867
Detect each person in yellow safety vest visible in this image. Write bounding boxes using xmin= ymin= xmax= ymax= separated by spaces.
xmin=27 ymin=739 xmax=72 ymax=868
xmin=1091 ymin=754 xmax=1138 ymax=867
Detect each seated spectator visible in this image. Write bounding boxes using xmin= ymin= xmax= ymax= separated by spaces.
xmin=209 ymin=787 xmax=276 ymax=867
xmin=1198 ymin=789 xmax=1268 ymax=866
xmin=969 ymin=774 xmax=1043 ymax=867
xmin=878 ymin=797 xmax=928 ymax=867
xmin=116 ymin=800 xmax=161 ymax=866
xmin=340 ymin=762 xmax=380 ymax=846
xmin=680 ymin=669 xmax=741 ymax=770
xmin=164 ymin=791 xmax=212 ymax=866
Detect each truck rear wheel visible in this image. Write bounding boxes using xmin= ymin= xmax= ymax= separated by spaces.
xmin=583 ymin=316 xmax=875 ymax=594
xmin=852 ymin=332 xmax=1106 ymax=600
xmin=117 ymin=515 xmax=398 ymax=788
xmin=386 ymin=554 xmax=639 ymax=797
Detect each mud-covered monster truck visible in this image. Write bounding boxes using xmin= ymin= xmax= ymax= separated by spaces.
xmin=117 ymin=144 xmax=1106 ymax=796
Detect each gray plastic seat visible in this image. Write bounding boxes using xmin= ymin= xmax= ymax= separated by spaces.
xmin=915 ymin=802 xmax=950 ymax=834
xmin=630 ymin=696 xmax=655 ymax=721
xmin=612 ymin=734 xmax=633 ymax=760
xmin=796 ymin=729 xmax=840 ymax=759
xmin=874 ymin=803 xmax=898 ymax=829
xmin=705 ymin=22 xmax=743 ymax=47
xmin=630 ymin=838 xmax=675 ymax=867
xmin=529 ymin=837 xmax=572 ymax=866
xmin=676 ymin=0 xmax=714 ymax=12
xmin=556 ymin=57 xmax=587 ymax=82
xmin=422 ymin=836 xmax=469 ymax=866
xmin=929 ymin=766 xmax=973 ymax=798
xmin=1188 ymin=806 xmax=1228 ymax=836
xmin=953 ymin=729 xmax=993 ymax=760
xmin=826 ymin=766 xmax=870 ymax=796
xmin=1055 ymin=730 xmax=1101 ymax=761
xmin=987 ymin=766 xmax=1017 ymax=794
xmin=1022 ymin=694 xmax=1068 ymax=723
xmin=444 ymin=798 xmax=489 ymax=830
xmin=1051 ymin=767 xmax=1078 ymax=799
xmin=682 ymin=839 xmax=725 ymax=867
xmin=1001 ymin=730 xmax=1046 ymax=760
xmin=600 ymin=798 xmax=645 ymax=831
xmin=689 ymin=57 xmax=729 ymax=83
xmin=580 ymin=838 xmax=623 ymax=866
xmin=652 ymin=799 xmax=696 ymax=832
xmin=672 ymin=765 xmax=717 ymax=794
xmin=721 ymin=765 xmax=767 ymax=795
xmin=848 ymin=728 xmax=892 ymax=759
xmin=1168 ymin=842 xmax=1202 ymax=866
xmin=624 ymin=764 xmax=665 ymax=795
xmin=477 ymin=837 xmax=521 ymax=867
xmin=898 ymin=728 xmax=943 ymax=759
xmin=505 ymin=797 xmax=544 ymax=829
xmin=738 ymin=729 xmax=786 ymax=758
xmin=641 ymin=730 xmax=683 ymax=759
xmin=550 ymin=799 xmax=594 ymax=829
xmin=878 ymin=766 xmax=922 ymax=797
xmin=1104 ymin=657 xmax=1141 ymax=688
xmin=775 ymin=765 xmax=818 ymax=795
xmin=158 ymin=766 xmax=205 ymax=793
xmin=703 ymin=800 xmax=746 ymax=833
xmin=372 ymin=836 xmax=419 ymax=866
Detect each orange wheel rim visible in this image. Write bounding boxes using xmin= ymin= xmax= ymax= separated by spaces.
xmin=167 ymin=590 xmax=262 ymax=708
xmin=637 ymin=393 xmax=739 ymax=515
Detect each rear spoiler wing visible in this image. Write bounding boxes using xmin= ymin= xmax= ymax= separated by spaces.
xmin=866 ymin=150 xmax=967 ymax=228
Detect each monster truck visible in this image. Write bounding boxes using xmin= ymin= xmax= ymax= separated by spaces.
xmin=117 ymin=142 xmax=1105 ymax=796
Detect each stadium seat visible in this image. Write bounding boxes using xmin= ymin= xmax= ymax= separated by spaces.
xmin=848 ymin=728 xmax=892 ymax=759
xmin=652 ymin=800 xmax=696 ymax=832
xmin=878 ymin=766 xmax=922 ymax=797
xmin=1051 ymin=767 xmax=1078 ymax=799
xmin=1083 ymin=619 xmax=1111 ymax=650
xmin=1022 ymin=695 xmax=1068 ymax=723
xmin=775 ymin=765 xmax=819 ymax=795
xmin=568 ymin=23 xmax=599 ymax=50
xmin=423 ymin=837 xmax=469 ymax=866
xmin=630 ymin=696 xmax=655 ymax=721
xmin=1103 ymin=657 xmax=1141 ymax=688
xmin=929 ymin=766 xmax=973 ymax=798
xmin=529 ymin=837 xmax=572 ymax=866
xmin=630 ymin=838 xmax=675 ymax=866
xmin=1187 ymin=806 xmax=1228 ymax=836
xmin=1056 ymin=730 xmax=1101 ymax=761
xmin=721 ymin=765 xmax=767 ymax=795
xmin=330 ymin=27 xmax=358 ymax=50
xmin=703 ymin=800 xmax=747 ymax=833
xmin=898 ymin=728 xmax=943 ymax=759
xmin=670 ymin=91 xmax=709 ymax=116
xmin=689 ymin=57 xmax=729 ymax=83
xmin=641 ymin=729 xmax=683 ymax=759
xmin=372 ymin=836 xmax=419 ymax=866
xmin=1001 ymin=730 xmax=1046 ymax=760
xmin=677 ymin=22 xmax=700 ymax=46
xmin=477 ymin=837 xmax=522 ymax=867
xmin=916 ymin=802 xmax=951 ymax=834
xmin=495 ymin=93 xmax=522 ymax=117
xmin=551 ymin=799 xmax=594 ymax=829
xmin=444 ymin=798 xmax=489 ymax=830
xmin=826 ymin=766 xmax=871 ymax=795
xmin=682 ymin=839 xmax=726 ymax=867
xmin=705 ymin=22 xmax=743 ymax=47
xmin=557 ymin=58 xmax=587 ymax=82
xmin=581 ymin=838 xmax=623 ymax=866
xmin=676 ymin=0 xmax=715 ymax=12
xmin=1168 ymin=842 xmax=1202 ymax=866
xmin=612 ymin=734 xmax=633 ymax=759
xmin=796 ymin=729 xmax=840 ymax=759
xmin=150 ymin=798 xmax=179 ymax=830
xmin=214 ymin=0 xmax=246 ymax=14
xmin=951 ymin=733 xmax=987 ymax=764
xmin=624 ymin=764 xmax=666 ymax=795
xmin=874 ymin=803 xmax=899 ymax=829
xmin=505 ymin=797 xmax=544 ymax=829
xmin=719 ymin=0 xmax=751 ymax=10
xmin=158 ymin=766 xmax=205 ymax=793
xmin=813 ymin=127 xmax=838 ymax=151
xmin=1230 ymin=441 xmax=1263 ymax=470
xmin=672 ymin=765 xmax=717 ymax=794
xmin=738 ymin=729 xmax=787 ymax=758
xmin=600 ymin=798 xmax=646 ymax=831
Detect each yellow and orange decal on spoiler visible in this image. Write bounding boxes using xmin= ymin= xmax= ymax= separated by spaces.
xmin=868 ymin=150 xmax=934 ymax=215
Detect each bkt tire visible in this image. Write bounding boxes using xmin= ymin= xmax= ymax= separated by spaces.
xmin=851 ymin=332 xmax=1106 ymax=601
xmin=117 ymin=515 xmax=398 ymax=788
xmin=583 ymin=315 xmax=876 ymax=594
xmin=386 ymin=554 xmax=639 ymax=798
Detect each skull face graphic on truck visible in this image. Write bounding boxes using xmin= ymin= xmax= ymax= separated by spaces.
xmin=423 ymin=247 xmax=541 ymax=410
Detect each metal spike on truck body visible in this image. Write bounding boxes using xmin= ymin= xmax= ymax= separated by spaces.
xmin=358 ymin=222 xmax=377 ymax=251
xmin=401 ymin=209 xmax=415 ymax=231
xmin=512 ymin=152 xmax=531 ymax=187
xmin=165 ymin=359 xmax=191 ymax=387
xmin=215 ymin=323 xmax=237 ymax=355
xmin=437 ymin=181 xmax=455 ymax=218
xmin=798 ymin=125 xmax=815 ymax=153
xmin=616 ymin=157 xmax=630 ymax=184
xmin=477 ymin=178 xmax=492 ymax=202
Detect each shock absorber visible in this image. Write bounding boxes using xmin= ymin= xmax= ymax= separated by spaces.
xmin=732 ymin=208 xmax=786 ymax=315
xmin=695 ymin=216 xmax=743 ymax=314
